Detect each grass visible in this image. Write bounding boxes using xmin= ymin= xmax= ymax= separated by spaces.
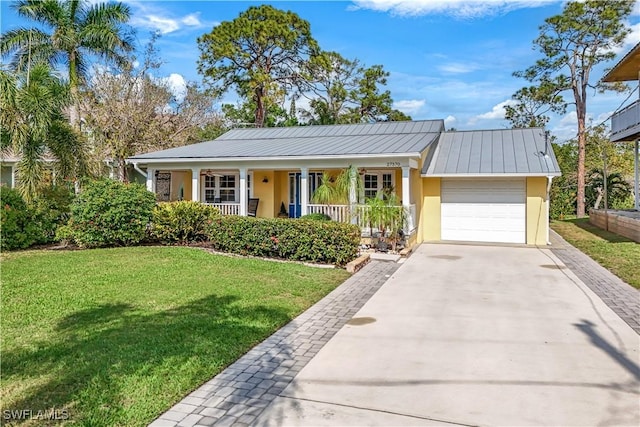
xmin=0 ymin=246 xmax=350 ymax=426
xmin=551 ymin=218 xmax=640 ymax=289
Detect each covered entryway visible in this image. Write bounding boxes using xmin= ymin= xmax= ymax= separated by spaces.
xmin=441 ymin=178 xmax=526 ymax=244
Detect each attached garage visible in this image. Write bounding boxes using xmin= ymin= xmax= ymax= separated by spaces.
xmin=421 ymin=128 xmax=562 ymax=245
xmin=441 ymin=179 xmax=526 ymax=244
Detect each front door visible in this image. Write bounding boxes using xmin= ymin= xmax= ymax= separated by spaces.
xmin=288 ymin=172 xmax=301 ymax=218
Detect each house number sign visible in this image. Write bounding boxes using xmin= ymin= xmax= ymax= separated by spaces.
xmin=386 ymin=162 xmax=401 ymax=167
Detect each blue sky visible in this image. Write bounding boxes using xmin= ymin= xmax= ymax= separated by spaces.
xmin=2 ymin=0 xmax=640 ymax=141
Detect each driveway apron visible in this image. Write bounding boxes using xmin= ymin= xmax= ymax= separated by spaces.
xmin=255 ymin=244 xmax=640 ymax=426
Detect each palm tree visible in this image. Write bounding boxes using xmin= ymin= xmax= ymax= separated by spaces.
xmin=1 ymin=64 xmax=86 ymax=201
xmin=586 ymin=169 xmax=632 ymax=210
xmin=0 ymin=0 xmax=132 ymax=130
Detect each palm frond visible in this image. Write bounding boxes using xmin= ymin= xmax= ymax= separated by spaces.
xmin=82 ymin=1 xmax=131 ymax=27
xmin=16 ymin=136 xmax=46 ymax=202
xmin=14 ymin=0 xmax=65 ymax=29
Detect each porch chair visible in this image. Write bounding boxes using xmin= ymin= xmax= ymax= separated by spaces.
xmin=248 ymin=198 xmax=259 ymax=217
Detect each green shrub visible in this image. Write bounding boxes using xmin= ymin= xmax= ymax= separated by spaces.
xmin=300 ymin=212 xmax=331 ymax=221
xmin=207 ymin=216 xmax=360 ymax=266
xmin=69 ymin=179 xmax=156 ymax=248
xmin=0 ymin=186 xmax=39 ymax=250
xmin=150 ymin=201 xmax=220 ymax=244
xmin=31 ymin=185 xmax=75 ymax=244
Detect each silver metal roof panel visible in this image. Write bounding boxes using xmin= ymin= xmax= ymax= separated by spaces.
xmin=130 ymin=120 xmax=445 ymax=160
xmin=422 ymin=128 xmax=561 ymax=176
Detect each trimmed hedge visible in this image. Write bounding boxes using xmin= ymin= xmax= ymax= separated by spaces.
xmin=207 ymin=216 xmax=360 ymax=266
xmin=31 ymin=185 xmax=75 ymax=244
xmin=300 ymin=212 xmax=331 ymax=221
xmin=151 ymin=201 xmax=220 ymax=244
xmin=0 ymin=186 xmax=39 ymax=250
xmin=67 ymin=179 xmax=156 ymax=248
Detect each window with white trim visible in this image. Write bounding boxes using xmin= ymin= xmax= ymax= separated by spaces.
xmin=204 ymin=175 xmax=216 ymax=203
xmin=363 ymin=171 xmax=394 ymax=200
xmin=364 ymin=174 xmax=379 ymax=199
xmin=219 ymin=175 xmax=236 ymax=202
xmin=202 ymin=173 xmax=239 ymax=203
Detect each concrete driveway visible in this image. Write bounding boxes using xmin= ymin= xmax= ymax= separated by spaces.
xmin=255 ymin=244 xmax=640 ymax=426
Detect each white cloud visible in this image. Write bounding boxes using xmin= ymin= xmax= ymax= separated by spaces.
xmin=438 ymin=62 xmax=480 ymax=74
xmin=350 ymin=0 xmax=549 ymax=19
xmin=559 ymin=111 xmax=577 ymax=126
xmin=469 ymin=99 xmax=516 ymax=124
xmin=128 ymin=4 xmax=215 ymax=35
xmin=624 ymin=22 xmax=640 ymax=47
xmin=181 ymin=13 xmax=202 ymax=27
xmin=162 ymin=73 xmax=187 ymax=101
xmin=393 ymin=99 xmax=426 ymax=115
xmin=444 ymin=115 xmax=457 ymax=129
xmin=608 ymin=22 xmax=640 ymax=54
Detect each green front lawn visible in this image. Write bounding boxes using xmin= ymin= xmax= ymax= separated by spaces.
xmin=0 ymin=247 xmax=350 ymax=426
xmin=551 ymin=218 xmax=640 ymax=289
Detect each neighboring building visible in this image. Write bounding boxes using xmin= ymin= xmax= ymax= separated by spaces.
xmin=602 ymin=42 xmax=640 ymax=212
xmin=128 ymin=120 xmax=561 ymax=246
xmin=0 ymin=153 xmax=18 ymax=188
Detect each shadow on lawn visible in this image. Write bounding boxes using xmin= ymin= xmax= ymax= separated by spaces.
xmin=564 ymin=218 xmax=635 ymax=244
xmin=2 ymin=295 xmax=292 ymax=426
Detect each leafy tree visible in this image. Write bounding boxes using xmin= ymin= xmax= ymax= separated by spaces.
xmin=197 ymin=5 xmax=319 ymax=127
xmin=302 ymin=60 xmax=410 ymax=124
xmin=586 ymin=169 xmax=632 ymax=210
xmin=300 ymin=51 xmax=360 ymax=125
xmin=0 ymin=64 xmax=86 ymax=201
xmin=549 ymin=125 xmax=635 ymax=218
xmin=505 ymin=84 xmax=566 ymax=128
xmin=82 ymin=38 xmax=220 ymax=181
xmin=513 ymin=0 xmax=632 ymax=217
xmin=346 ymin=65 xmax=404 ymax=123
xmin=221 ymin=99 xmax=295 ymax=128
xmin=0 ymin=0 xmax=133 ymax=130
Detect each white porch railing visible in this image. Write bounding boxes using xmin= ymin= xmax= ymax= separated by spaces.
xmin=310 ymin=203 xmax=416 ymax=235
xmin=204 ymin=203 xmax=240 ymax=216
xmin=307 ymin=204 xmax=350 ymax=222
xmin=204 ymin=202 xmax=417 ymax=234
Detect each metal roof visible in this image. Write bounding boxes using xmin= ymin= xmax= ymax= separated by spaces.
xmin=421 ymin=128 xmax=561 ymax=177
xmin=130 ymin=120 xmax=444 ymax=161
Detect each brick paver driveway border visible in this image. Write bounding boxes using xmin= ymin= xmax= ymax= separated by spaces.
xmin=149 ymin=260 xmax=400 ymax=427
xmin=550 ymin=230 xmax=640 ymax=334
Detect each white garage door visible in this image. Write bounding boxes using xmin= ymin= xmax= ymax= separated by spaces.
xmin=441 ymin=179 xmax=526 ymax=244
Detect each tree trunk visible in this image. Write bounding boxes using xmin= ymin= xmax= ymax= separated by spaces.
xmin=255 ymin=86 xmax=265 ymax=128
xmin=118 ymin=157 xmax=128 ymax=183
xmin=576 ymin=113 xmax=586 ymax=217
xmin=68 ymin=51 xmax=81 ymax=131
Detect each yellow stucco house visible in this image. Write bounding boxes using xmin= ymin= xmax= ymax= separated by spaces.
xmin=128 ymin=120 xmax=561 ymax=246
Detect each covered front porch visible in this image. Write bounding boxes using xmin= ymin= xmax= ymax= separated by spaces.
xmin=142 ymin=164 xmax=418 ymax=236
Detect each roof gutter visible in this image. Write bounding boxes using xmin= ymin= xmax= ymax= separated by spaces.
xmin=132 ymin=162 xmax=147 ymax=179
xmin=420 ymin=172 xmax=562 ymax=178
xmin=127 ymin=152 xmax=423 ymax=164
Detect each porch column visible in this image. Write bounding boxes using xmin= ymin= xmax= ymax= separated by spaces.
xmin=191 ymin=168 xmax=200 ymax=202
xmin=635 ymin=139 xmax=639 ymax=211
xmin=10 ymin=165 xmax=15 ymax=189
xmin=146 ymin=168 xmax=155 ymax=193
xmin=239 ymin=167 xmax=247 ymax=216
xmin=402 ymin=166 xmax=413 ymax=232
xmin=300 ymin=167 xmax=308 ymax=217
xmin=349 ymin=167 xmax=358 ymax=225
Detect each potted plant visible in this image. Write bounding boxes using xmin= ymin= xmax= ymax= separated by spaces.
xmin=362 ymin=191 xmax=406 ymax=252
xmin=277 ymin=202 xmax=288 ymax=218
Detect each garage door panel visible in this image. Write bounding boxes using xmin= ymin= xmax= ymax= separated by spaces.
xmin=441 ymin=179 xmax=525 ymax=244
